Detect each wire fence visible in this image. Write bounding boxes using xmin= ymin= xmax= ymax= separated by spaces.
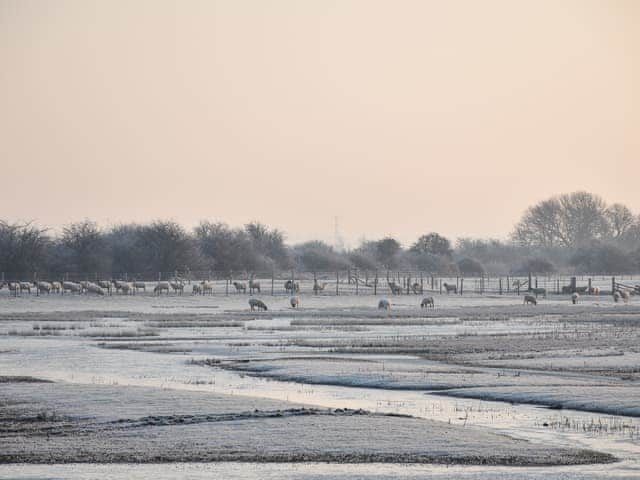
xmin=1 ymin=270 xmax=639 ymax=297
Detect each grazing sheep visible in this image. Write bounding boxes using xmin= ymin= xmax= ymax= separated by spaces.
xmin=443 ymin=282 xmax=457 ymax=294
xmin=420 ymin=297 xmax=435 ymax=308
xmin=51 ymin=281 xmax=62 ymax=293
xmin=133 ymin=281 xmax=146 ymax=292
xmin=378 ymin=298 xmax=391 ymax=310
xmin=587 ymin=286 xmax=600 ymax=295
xmin=249 ymin=280 xmax=261 ymax=294
xmin=388 ymin=281 xmax=403 ymax=295
xmin=85 ymin=282 xmax=105 ymax=295
xmin=571 ymin=292 xmax=579 ymax=304
xmin=170 ymin=281 xmax=184 ymax=295
xmin=249 ymin=298 xmax=268 ymax=311
xmin=192 ymin=284 xmax=203 ymax=295
xmin=233 ymin=282 xmax=247 ymax=293
xmin=36 ymin=281 xmax=52 ymax=294
xmin=613 ymin=291 xmax=621 ymax=303
xmin=313 ymin=281 xmax=327 ymax=294
xmin=290 ymin=297 xmax=299 ymax=308
xmin=200 ymin=281 xmax=214 ymax=295
xmin=284 ymin=280 xmax=300 ymax=294
xmin=2 ymin=282 xmax=20 ymax=294
xmin=530 ymin=287 xmax=546 ymax=298
xmin=113 ymin=280 xmax=134 ymax=295
xmin=523 ymin=294 xmax=537 ymax=305
xmin=63 ymin=281 xmax=82 ymax=294
xmin=154 ymin=282 xmax=170 ymax=295
xmin=19 ymin=282 xmax=32 ymax=294
xmin=620 ymin=290 xmax=630 ymax=303
xmin=411 ymin=282 xmax=423 ymax=295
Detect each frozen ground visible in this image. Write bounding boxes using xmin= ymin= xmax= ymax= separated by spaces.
xmin=0 ymin=291 xmax=639 ymax=478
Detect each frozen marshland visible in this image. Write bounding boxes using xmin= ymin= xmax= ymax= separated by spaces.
xmin=1 ymin=289 xmax=639 ymax=479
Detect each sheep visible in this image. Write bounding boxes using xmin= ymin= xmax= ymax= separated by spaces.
xmin=313 ymin=280 xmax=327 ymax=294
xmin=290 ymin=297 xmax=299 ymax=308
xmin=571 ymin=292 xmax=579 ymax=304
xmin=411 ymin=282 xmax=423 ymax=295
xmin=249 ymin=298 xmax=268 ymax=311
xmin=2 ymin=282 xmax=20 ymax=294
xmin=420 ymin=297 xmax=435 ymax=308
xmin=523 ymin=294 xmax=537 ymax=305
xmin=36 ymin=281 xmax=52 ymax=294
xmin=200 ymin=280 xmax=214 ymax=295
xmin=249 ymin=280 xmax=261 ymax=294
xmin=85 ymin=282 xmax=105 ymax=295
xmin=63 ymin=281 xmax=82 ymax=294
xmin=284 ymin=280 xmax=300 ymax=294
xmin=19 ymin=282 xmax=32 ymax=294
xmin=113 ymin=280 xmax=134 ymax=295
xmin=51 ymin=281 xmax=62 ymax=293
xmin=388 ymin=281 xmax=403 ymax=295
xmin=530 ymin=287 xmax=546 ymax=298
xmin=378 ymin=298 xmax=391 ymax=310
xmin=133 ymin=281 xmax=146 ymax=292
xmin=192 ymin=284 xmax=203 ymax=295
xmin=233 ymin=282 xmax=247 ymax=293
xmin=443 ymin=282 xmax=457 ymax=294
xmin=97 ymin=280 xmax=112 ymax=293
xmin=170 ymin=281 xmax=184 ymax=295
xmin=154 ymin=282 xmax=170 ymax=295
xmin=588 ymin=286 xmax=600 ymax=295
xmin=620 ymin=290 xmax=630 ymax=303
xmin=613 ymin=291 xmax=621 ymax=303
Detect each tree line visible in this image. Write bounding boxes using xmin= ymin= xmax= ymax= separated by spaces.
xmin=1 ymin=192 xmax=639 ymax=278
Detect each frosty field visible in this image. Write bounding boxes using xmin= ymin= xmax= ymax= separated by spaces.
xmin=1 ymin=290 xmax=639 ymax=479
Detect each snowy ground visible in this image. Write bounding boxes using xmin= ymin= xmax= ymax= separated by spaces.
xmin=1 ymin=291 xmax=639 ymax=478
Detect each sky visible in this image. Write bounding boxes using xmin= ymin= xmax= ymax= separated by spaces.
xmin=1 ymin=0 xmax=638 ymax=247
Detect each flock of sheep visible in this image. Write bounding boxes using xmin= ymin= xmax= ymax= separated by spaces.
xmin=1 ymin=278 xmax=634 ymax=313
xmin=0 ymin=278 xmax=330 ymax=298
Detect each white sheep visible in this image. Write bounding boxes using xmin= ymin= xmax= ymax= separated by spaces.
xmin=571 ymin=292 xmax=579 ymax=304
xmin=36 ymin=281 xmax=52 ymax=294
xmin=154 ymin=282 xmax=171 ymax=295
xmin=290 ymin=297 xmax=299 ymax=308
xmin=233 ymin=281 xmax=247 ymax=293
xmin=249 ymin=280 xmax=261 ymax=293
xmin=63 ymin=281 xmax=82 ymax=294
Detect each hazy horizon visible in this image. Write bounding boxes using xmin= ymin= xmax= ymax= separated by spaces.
xmin=2 ymin=0 xmax=638 ymax=247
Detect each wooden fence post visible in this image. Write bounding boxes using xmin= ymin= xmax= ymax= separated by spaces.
xmin=336 ymin=271 xmax=340 ymax=296
xmin=355 ymin=269 xmax=359 ymax=295
xmin=499 ymin=277 xmax=503 ymax=295
xmin=460 ymin=278 xmax=464 ymax=295
xmin=374 ymin=271 xmax=378 ymax=296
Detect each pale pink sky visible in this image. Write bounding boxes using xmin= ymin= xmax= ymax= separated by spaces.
xmin=1 ymin=0 xmax=638 ymax=246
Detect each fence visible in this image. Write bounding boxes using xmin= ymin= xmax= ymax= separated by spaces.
xmin=1 ymin=270 xmax=639 ymax=297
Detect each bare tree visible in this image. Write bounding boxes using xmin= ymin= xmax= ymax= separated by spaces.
xmin=61 ymin=220 xmax=109 ymax=274
xmin=512 ymin=192 xmax=610 ymax=247
xmin=0 ymin=221 xmax=50 ymax=276
xmin=606 ymin=203 xmax=635 ymax=239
